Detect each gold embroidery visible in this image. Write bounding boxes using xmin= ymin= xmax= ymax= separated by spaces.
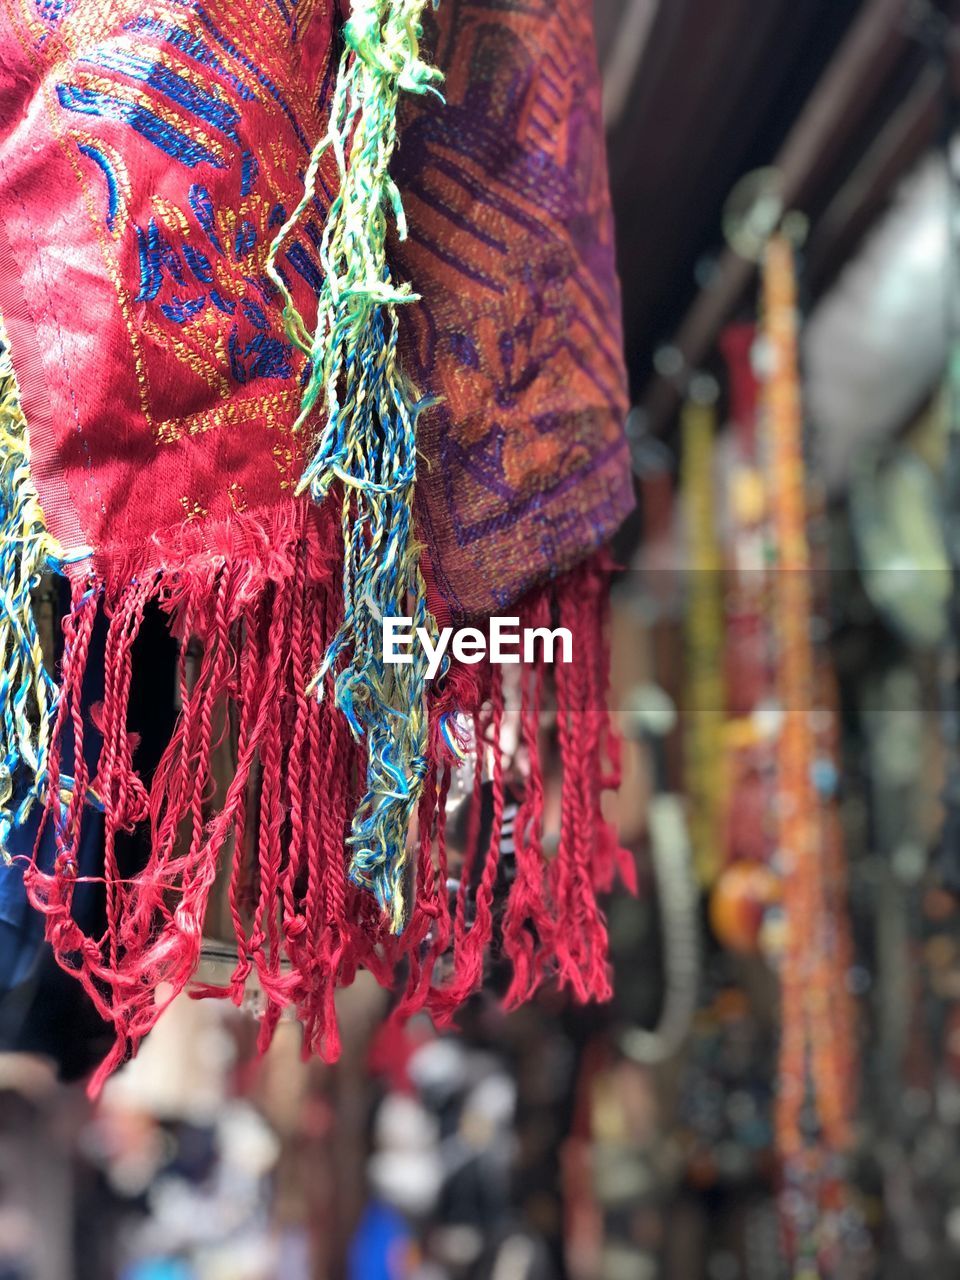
xmin=155 ymin=388 xmax=297 ymax=445
xmin=14 ymin=0 xmax=331 ymax=465
xmin=179 ymin=496 xmax=208 ymax=521
xmin=151 ymin=195 xmax=192 ymax=235
xmin=141 ymin=318 xmax=231 ymax=400
xmin=271 ymin=442 xmax=294 ymax=490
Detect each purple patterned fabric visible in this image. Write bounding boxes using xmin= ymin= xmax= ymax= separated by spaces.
xmin=396 ymin=0 xmax=633 ymax=619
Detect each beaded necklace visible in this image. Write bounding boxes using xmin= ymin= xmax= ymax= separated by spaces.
xmin=761 ymin=234 xmax=857 ymax=1273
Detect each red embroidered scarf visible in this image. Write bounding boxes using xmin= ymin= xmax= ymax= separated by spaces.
xmin=0 ymin=0 xmax=633 ymax=1085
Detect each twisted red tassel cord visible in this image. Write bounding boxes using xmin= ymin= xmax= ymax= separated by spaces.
xmin=430 ymin=669 xmax=506 ymax=1019
xmin=297 ymin=580 xmax=329 ymax=1019
xmin=22 ymin=532 xmax=622 ymax=1089
xmin=552 ymin=568 xmax=615 ymax=1003
xmin=502 ymin=622 xmax=549 ymax=1009
xmin=280 ymin=548 xmax=310 ymax=952
xmin=95 ymin=579 xmax=153 ymax=972
xmin=388 ymin=763 xmax=443 ymax=1025
xmin=252 ymin=583 xmax=296 ymax=1052
xmin=224 ymin=602 xmax=265 ymax=997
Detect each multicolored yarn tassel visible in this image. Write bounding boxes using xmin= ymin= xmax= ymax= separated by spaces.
xmin=0 ymin=323 xmax=82 ymax=851
xmin=266 ymin=0 xmax=443 ymax=931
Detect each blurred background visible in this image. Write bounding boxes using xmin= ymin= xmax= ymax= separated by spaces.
xmin=5 ymin=0 xmax=960 ymax=1276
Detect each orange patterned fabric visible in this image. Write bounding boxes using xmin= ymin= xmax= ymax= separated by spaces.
xmin=397 ymin=0 xmax=632 ymax=616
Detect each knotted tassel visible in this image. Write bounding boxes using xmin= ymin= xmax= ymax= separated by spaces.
xmin=265 ymin=0 xmax=443 ymax=931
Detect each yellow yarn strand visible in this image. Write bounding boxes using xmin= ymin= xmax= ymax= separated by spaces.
xmin=0 ymin=320 xmax=70 ymax=854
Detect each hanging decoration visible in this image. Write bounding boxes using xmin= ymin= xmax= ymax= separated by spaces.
xmin=681 ymin=394 xmax=726 ymax=889
xmin=0 ymin=0 xmax=633 ymax=1087
xmin=710 ymin=323 xmax=780 ymax=954
xmin=760 ymin=233 xmax=857 ymax=1271
xmin=938 ymin=62 xmax=960 ymax=894
xmin=621 ymin=448 xmax=700 ymax=1067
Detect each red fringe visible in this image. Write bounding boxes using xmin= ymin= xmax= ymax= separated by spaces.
xmin=24 ymin=515 xmax=626 ymax=1091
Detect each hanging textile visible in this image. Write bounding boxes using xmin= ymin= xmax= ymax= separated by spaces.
xmin=0 ymin=0 xmax=632 ymax=1085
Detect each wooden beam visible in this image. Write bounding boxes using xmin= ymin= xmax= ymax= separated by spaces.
xmin=636 ymin=0 xmax=919 ymax=437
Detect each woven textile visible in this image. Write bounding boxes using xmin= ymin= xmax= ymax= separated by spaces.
xmin=0 ymin=0 xmax=629 ymax=606
xmin=396 ymin=0 xmax=632 ymax=617
xmin=0 ymin=0 xmax=633 ymax=1083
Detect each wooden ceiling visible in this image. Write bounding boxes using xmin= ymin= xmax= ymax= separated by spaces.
xmin=594 ymin=0 xmax=953 ymax=406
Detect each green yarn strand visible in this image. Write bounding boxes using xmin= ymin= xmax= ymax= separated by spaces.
xmin=265 ymin=0 xmax=442 ymax=932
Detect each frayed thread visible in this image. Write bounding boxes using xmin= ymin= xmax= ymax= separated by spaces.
xmin=265 ymin=0 xmax=443 ymax=932
xmin=23 ymin=504 xmax=375 ymax=1092
xmin=412 ymin=555 xmax=627 ymax=1027
xmin=0 ymin=320 xmax=90 ymax=855
xmin=15 ymin=532 xmax=622 ymax=1091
